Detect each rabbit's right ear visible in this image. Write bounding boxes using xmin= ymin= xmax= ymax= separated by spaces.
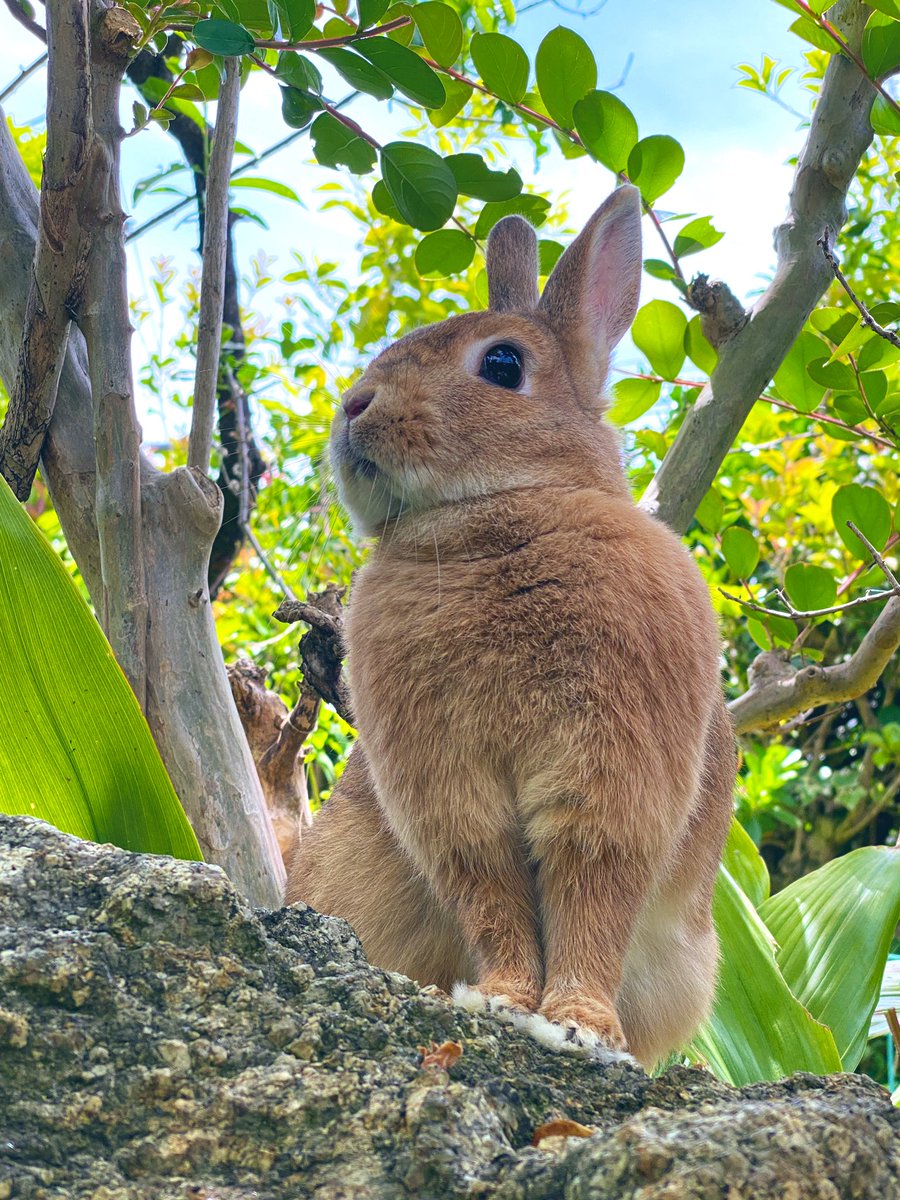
xmin=486 ymin=215 xmax=539 ymax=312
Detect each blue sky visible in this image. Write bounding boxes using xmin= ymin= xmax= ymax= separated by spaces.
xmin=1 ymin=0 xmax=814 ymax=397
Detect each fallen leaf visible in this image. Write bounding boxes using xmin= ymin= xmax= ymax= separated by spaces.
xmin=532 ymin=1119 xmax=595 ymax=1147
xmin=419 ymin=1040 xmax=463 ymax=1070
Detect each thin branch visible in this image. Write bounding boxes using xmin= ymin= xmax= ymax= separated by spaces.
xmin=847 ymin=521 xmax=900 ymax=592
xmin=252 ymin=13 xmax=410 ymax=49
xmin=188 ymin=56 xmax=240 ymax=474
xmin=1 ymin=0 xmax=46 ymax=42
xmin=0 ymin=52 xmax=47 ymax=104
xmin=245 ymin=522 xmax=299 ymax=602
xmin=834 ymin=767 xmax=900 ymax=844
xmin=722 ymin=586 xmax=897 ymax=622
xmin=819 ymin=229 xmax=900 ymax=350
xmin=0 ymin=0 xmax=92 ymax=500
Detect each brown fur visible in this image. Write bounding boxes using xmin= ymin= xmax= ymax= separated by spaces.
xmin=287 ymin=186 xmax=736 ymax=1068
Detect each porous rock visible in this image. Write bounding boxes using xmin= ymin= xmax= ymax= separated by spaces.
xmin=0 ymin=815 xmax=896 ymax=1199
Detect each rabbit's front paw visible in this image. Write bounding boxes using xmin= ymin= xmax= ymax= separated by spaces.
xmin=533 ymin=993 xmax=633 ymax=1061
xmin=452 ymin=975 xmax=540 ymax=1025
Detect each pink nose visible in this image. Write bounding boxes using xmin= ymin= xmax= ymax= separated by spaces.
xmin=343 ymin=387 xmax=375 ymax=420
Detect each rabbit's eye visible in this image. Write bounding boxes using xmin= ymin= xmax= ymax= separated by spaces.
xmin=480 ymin=344 xmax=523 ymax=389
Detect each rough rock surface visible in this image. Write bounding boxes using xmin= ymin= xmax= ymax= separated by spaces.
xmin=0 ymin=815 xmax=897 ymax=1200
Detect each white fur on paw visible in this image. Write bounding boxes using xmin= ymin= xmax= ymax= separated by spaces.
xmin=522 ymin=1013 xmax=638 ymax=1067
xmin=451 ymin=982 xmax=489 ymax=1013
xmin=451 ymin=984 xmax=534 ymax=1030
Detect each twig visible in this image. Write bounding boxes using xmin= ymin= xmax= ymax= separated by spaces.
xmin=721 ymin=587 xmax=897 ymax=622
xmin=188 ymin=56 xmax=240 ymax=474
xmin=252 ymin=13 xmax=410 ymax=49
xmin=1 ymin=0 xmax=45 ymax=42
xmin=847 ymin=521 xmax=900 ymax=591
xmin=244 ymin=522 xmax=299 ymax=602
xmin=819 ymin=230 xmax=900 ymax=350
xmin=0 ymin=52 xmax=47 ymax=104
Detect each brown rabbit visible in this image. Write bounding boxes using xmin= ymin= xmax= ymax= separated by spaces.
xmin=287 ymin=184 xmax=736 ymax=1068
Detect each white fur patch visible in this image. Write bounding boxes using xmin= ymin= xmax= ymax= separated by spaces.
xmin=451 ymin=983 xmax=489 ymax=1013
xmin=521 ymin=1013 xmax=638 ymax=1067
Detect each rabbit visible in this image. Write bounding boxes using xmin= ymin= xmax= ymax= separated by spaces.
xmin=287 ymin=184 xmax=737 ymax=1068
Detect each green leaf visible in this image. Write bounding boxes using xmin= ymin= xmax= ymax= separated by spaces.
xmin=673 ymin=215 xmax=724 ymax=258
xmin=721 ymin=526 xmax=759 ymax=580
xmin=746 ymin=616 xmax=771 ymax=652
xmin=311 ymin=112 xmax=377 ymax=174
xmin=231 ymin=176 xmax=302 ymax=201
xmin=414 ymin=228 xmax=475 ymax=278
xmin=357 ymin=0 xmax=389 ymax=29
xmin=270 ymin=0 xmax=314 ymax=40
xmin=445 ymin=153 xmax=521 ymax=202
xmin=806 ymin=356 xmax=856 ymax=390
xmin=772 ymin=331 xmax=827 ymax=413
xmin=356 ymin=36 xmax=446 ymax=108
xmin=474 ymin=194 xmax=550 ymax=238
xmin=643 ymin=258 xmax=681 ymax=285
xmin=722 ymin=818 xmax=770 ymax=908
xmin=279 ymin=85 xmax=322 ymax=129
xmin=535 ymin=26 xmax=597 ymax=128
xmin=789 ymin=16 xmax=837 ymax=53
xmin=314 ymin=47 xmax=394 ymax=100
xmin=862 ymin=11 xmax=900 ymax=77
xmin=606 ymin=377 xmax=661 ymax=426
xmin=0 ymin=477 xmax=201 ymax=861
xmin=695 ymin=487 xmax=724 ymax=534
xmin=684 ymin=315 xmax=717 ymax=374
xmin=760 ymin=847 xmax=900 ymax=1069
xmin=274 ymin=51 xmax=322 ymax=93
xmin=380 ymin=141 xmax=457 ymax=231
xmin=428 ymin=76 xmax=469 ymax=127
xmin=470 ymin=32 xmax=529 ymax=105
xmin=538 ymin=239 xmax=564 ymax=276
xmin=871 ymin=91 xmax=900 ymax=136
xmin=870 ymin=0 xmax=900 ymax=16
xmin=831 ymin=483 xmax=892 ymax=556
xmin=412 ymin=1 xmax=463 ymax=68
xmin=372 ymin=177 xmax=402 ymax=221
xmin=784 ymin=563 xmax=837 ymax=612
xmin=193 ymin=18 xmax=255 ymax=56
xmin=627 ymin=135 xmax=684 ymax=204
xmin=632 ymin=299 xmax=687 ymax=380
xmin=383 ymin=1 xmax=414 ymax=44
xmin=690 ymin=867 xmax=842 ymax=1085
xmin=572 ymin=90 xmax=638 ymax=174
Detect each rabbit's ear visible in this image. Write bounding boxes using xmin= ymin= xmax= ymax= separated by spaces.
xmin=539 ymin=185 xmax=642 ymax=353
xmin=486 ymin=215 xmax=539 ymax=311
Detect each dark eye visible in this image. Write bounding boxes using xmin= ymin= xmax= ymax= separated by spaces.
xmin=480 ymin=344 xmax=523 ymax=389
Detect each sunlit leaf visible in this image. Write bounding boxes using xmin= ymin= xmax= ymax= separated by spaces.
xmin=784 ymin=563 xmax=837 ymax=612
xmin=470 ymin=32 xmax=529 ymax=105
xmin=673 ymin=215 xmax=724 ymax=258
xmin=862 ymin=10 xmax=900 ymax=76
xmin=627 ymin=135 xmax=684 ymax=203
xmin=356 ymin=37 xmax=446 ymax=108
xmin=193 ymin=18 xmax=255 ymax=56
xmin=446 ymin=153 xmax=521 ymax=202
xmin=311 ymin=112 xmax=377 ymax=174
xmin=414 ymin=228 xmax=475 ymax=277
xmin=606 ymin=377 xmax=661 ymax=426
xmin=721 ymin=526 xmax=759 ymax=580
xmin=632 ymin=299 xmax=687 ymax=380
xmin=535 ymin=26 xmax=597 ymax=128
xmin=412 ymin=1 xmax=463 ymax=68
xmin=573 ymin=90 xmax=638 ymax=174
xmin=380 ymin=141 xmax=457 ymax=230
xmin=831 ymin=483 xmax=892 ymax=556
xmin=772 ymin=331 xmax=828 ymax=413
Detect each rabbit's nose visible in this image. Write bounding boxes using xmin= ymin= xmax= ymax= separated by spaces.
xmin=343 ymin=387 xmax=376 ymax=420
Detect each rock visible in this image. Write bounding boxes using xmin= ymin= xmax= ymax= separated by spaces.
xmin=0 ymin=815 xmax=896 ymax=1199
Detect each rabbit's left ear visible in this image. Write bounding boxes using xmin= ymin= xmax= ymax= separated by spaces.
xmin=486 ymin=215 xmax=539 ymax=312
xmin=539 ymin=184 xmax=642 ymax=354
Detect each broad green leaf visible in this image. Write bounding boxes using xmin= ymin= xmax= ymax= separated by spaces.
xmin=413 ymin=1 xmax=463 ymax=68
xmin=275 ymin=51 xmax=322 ymax=93
xmin=474 ymin=194 xmax=550 ymax=238
xmin=643 ymin=258 xmax=681 ymax=285
xmin=380 ymin=142 xmax=457 ymax=230
xmin=428 ymin=77 xmax=469 ymax=127
xmin=0 ymin=478 xmax=201 ymax=861
xmin=784 ymin=563 xmax=837 ymax=612
xmin=690 ymin=866 xmax=842 ymax=1084
xmin=810 ymin=306 xmax=857 ymax=344
xmin=862 ymin=11 xmax=900 ymax=76
xmin=627 ymin=135 xmax=684 ymax=203
xmin=538 ymin=239 xmax=564 ymax=276
xmin=685 ymin=315 xmax=717 ymax=374
xmin=760 ymin=847 xmax=900 ymax=1069
xmin=606 ymin=377 xmax=661 ymax=425
xmin=673 ymin=215 xmax=723 ymax=258
xmin=357 ymin=0 xmax=389 ymax=29
xmin=414 ymin=228 xmax=475 ymax=277
xmin=723 ymin=818 xmax=770 ymax=908
xmin=280 ymin=85 xmax=322 ymax=129
xmin=446 ymin=153 xmax=521 ymax=202
xmin=772 ymin=331 xmax=827 ymax=413
xmin=870 ymin=0 xmax=900 ymax=16
xmin=721 ymin=526 xmax=759 ymax=580
xmin=383 ymin=1 xmax=414 ymax=44
xmin=311 ymin=112 xmax=377 ymax=174
xmin=632 ymin=299 xmax=687 ymax=380
xmin=356 ymin=37 xmax=446 ymax=108
xmin=747 ymin=616 xmax=772 ymax=652
xmin=871 ymin=92 xmax=900 ymax=136
xmin=231 ymin=176 xmax=302 ymax=201
xmin=193 ymin=18 xmax=255 ymax=56
xmin=270 ymin=0 xmax=314 ymax=39
xmin=831 ymin=483 xmax=892 ymax=556
xmin=535 ymin=26 xmax=596 ymax=128
xmin=806 ymin=355 xmax=856 ymax=390
xmin=573 ymin=90 xmax=638 ymax=174
xmin=372 ymin=177 xmax=402 ymax=221
xmin=826 ymin=315 xmax=871 ymax=363
xmin=695 ymin=487 xmax=724 ymax=534
xmin=470 ymin=32 xmax=529 ymax=105
xmin=765 ymin=612 xmax=799 ymax=647
xmin=789 ymin=16 xmax=837 ymax=53
xmin=315 ymin=47 xmax=394 ymax=100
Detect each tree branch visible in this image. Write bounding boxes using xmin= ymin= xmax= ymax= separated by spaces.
xmin=819 ymin=228 xmax=900 ymax=350
xmin=640 ymin=0 xmax=874 ymax=536
xmin=1 ymin=0 xmax=46 ymax=42
xmin=0 ymin=0 xmax=92 ymax=501
xmin=188 ymin=56 xmax=240 ymax=474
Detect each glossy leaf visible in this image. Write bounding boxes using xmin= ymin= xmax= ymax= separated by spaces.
xmin=474 ymin=194 xmax=550 ymax=238
xmin=280 ymin=85 xmax=322 ymax=129
xmin=685 ymin=316 xmax=717 ymax=374
xmin=413 ymin=2 xmax=463 ymax=68
xmin=632 ymin=299 xmax=687 ymax=380
xmin=772 ymin=331 xmax=827 ymax=413
xmin=270 ymin=0 xmax=314 ymax=39
xmin=871 ymin=92 xmax=900 ymax=136
xmin=311 ymin=112 xmax=377 ymax=174
xmin=721 ymin=526 xmax=759 ymax=580
xmin=538 ymin=239 xmax=564 ymax=276
xmin=470 ymin=32 xmax=529 ymax=105
xmin=275 ymin=51 xmax=323 ymax=93
xmin=573 ymin=90 xmax=638 ymax=174
xmin=862 ymin=11 xmax=900 ymax=76
xmin=428 ymin=77 xmax=469 ymax=127
xmin=357 ymin=0 xmax=389 ymax=29
xmin=315 ymin=47 xmax=394 ymax=100
xmin=831 ymin=483 xmax=892 ymax=556
xmin=784 ymin=563 xmax=837 ymax=612
xmin=760 ymin=847 xmax=900 ymax=1069
xmin=627 ymin=135 xmax=684 ymax=203
xmin=414 ymin=228 xmax=475 ymax=277
xmin=193 ymin=18 xmax=255 ymax=56
xmin=356 ymin=37 xmax=446 ymax=108
xmin=380 ymin=142 xmax=457 ymax=231
xmin=535 ymin=26 xmax=597 ymax=128
xmin=231 ymin=176 xmax=302 ymax=201
xmin=722 ymin=817 xmax=770 ymax=908
xmin=446 ymin=153 xmax=521 ymax=202
xmin=673 ymin=216 xmax=723 ymax=258
xmin=607 ymin=377 xmax=661 ymax=426
xmin=0 ymin=478 xmax=201 ymax=861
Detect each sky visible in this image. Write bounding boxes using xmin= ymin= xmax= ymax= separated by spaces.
xmin=0 ymin=0 xmax=815 ymax=407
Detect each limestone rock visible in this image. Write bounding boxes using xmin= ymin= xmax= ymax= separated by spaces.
xmin=0 ymin=815 xmax=896 ymax=1198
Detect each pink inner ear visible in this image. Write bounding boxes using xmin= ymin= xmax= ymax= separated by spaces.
xmin=582 ymin=195 xmax=643 ymax=353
